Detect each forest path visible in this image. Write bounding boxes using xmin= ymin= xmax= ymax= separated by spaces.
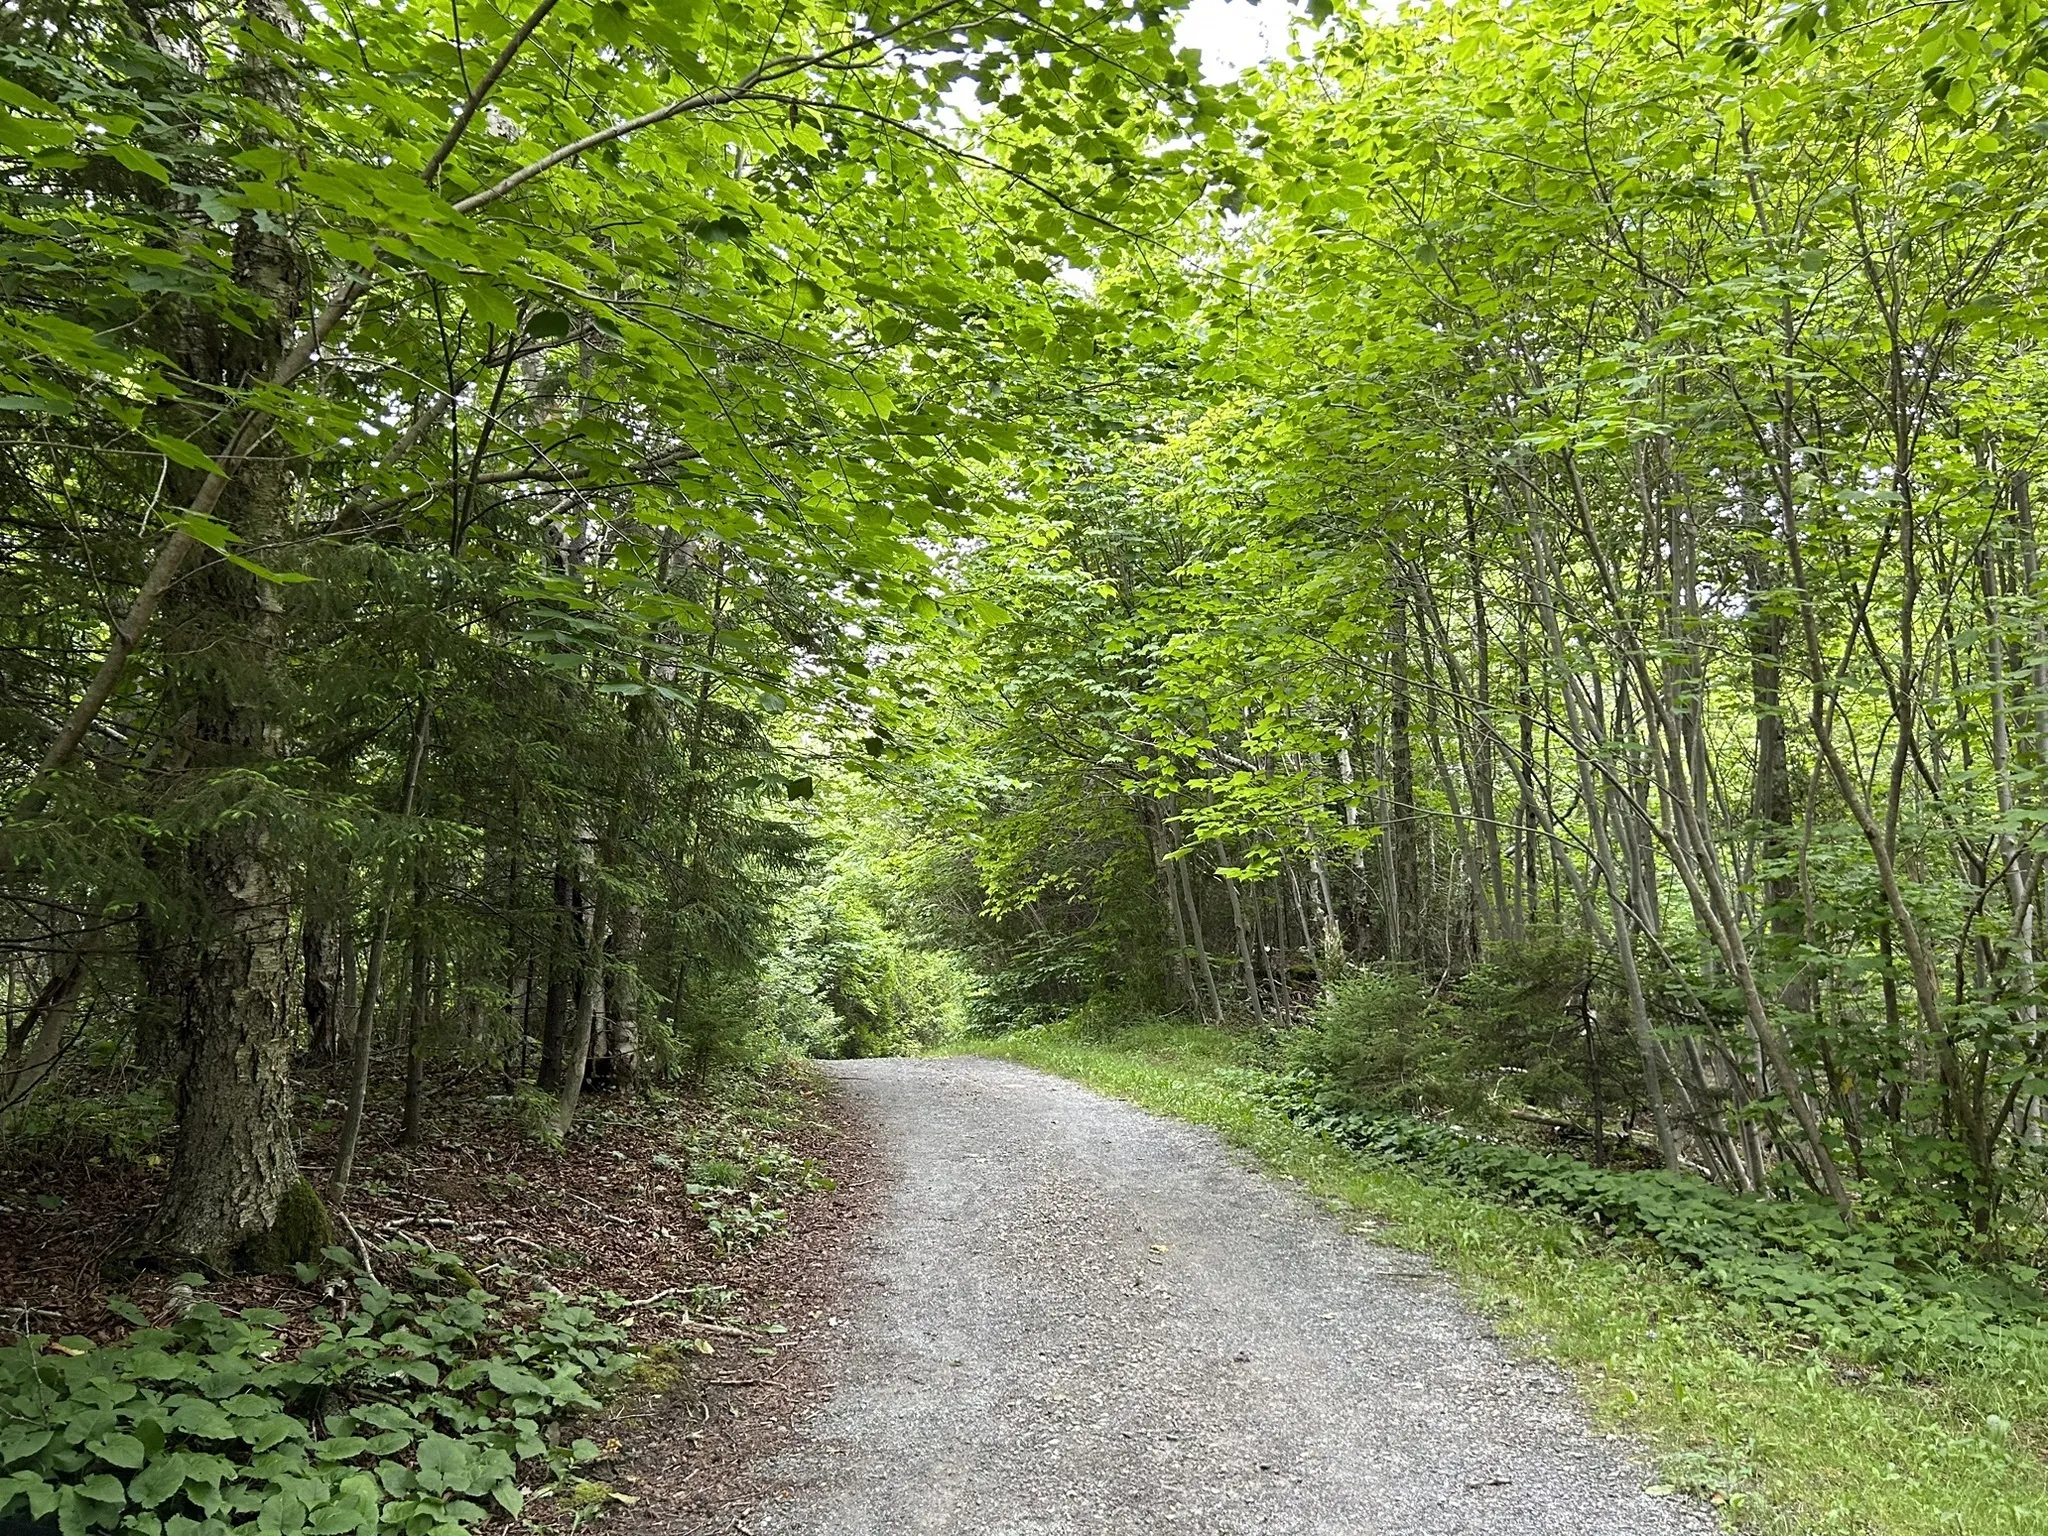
xmin=743 ymin=1055 xmax=1716 ymax=1535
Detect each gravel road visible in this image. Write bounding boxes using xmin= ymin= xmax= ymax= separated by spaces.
xmin=744 ymin=1055 xmax=1718 ymax=1535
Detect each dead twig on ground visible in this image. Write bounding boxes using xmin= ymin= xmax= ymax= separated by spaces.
xmin=338 ymin=1209 xmax=379 ymax=1284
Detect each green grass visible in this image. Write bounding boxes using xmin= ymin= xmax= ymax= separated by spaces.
xmin=944 ymin=1021 xmax=2048 ymax=1535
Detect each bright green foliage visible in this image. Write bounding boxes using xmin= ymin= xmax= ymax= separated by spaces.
xmin=865 ymin=466 xmax=1209 ymax=1021
xmin=0 ymin=1247 xmax=629 ymax=1536
xmin=860 ymin=0 xmax=2048 ymax=1260
xmin=760 ymin=875 xmax=983 ymax=1056
xmin=0 ymin=0 xmax=1240 ymax=1260
xmin=1264 ymin=1072 xmax=2048 ymax=1373
xmin=23 ymin=0 xmax=2048 ymax=1514
xmin=755 ymin=776 xmax=983 ymax=1054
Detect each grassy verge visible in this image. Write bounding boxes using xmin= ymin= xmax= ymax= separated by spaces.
xmin=949 ymin=1021 xmax=2048 ymax=1536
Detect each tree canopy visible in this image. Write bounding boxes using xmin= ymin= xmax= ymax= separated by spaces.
xmin=10 ymin=0 xmax=2048 ymax=1373
xmin=0 ymin=0 xmax=1229 ymax=1267
xmin=849 ymin=0 xmax=2048 ymax=1252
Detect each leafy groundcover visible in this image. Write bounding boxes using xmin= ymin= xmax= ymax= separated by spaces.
xmin=1258 ymin=1070 xmax=2048 ymax=1374
xmin=0 ymin=1244 xmax=628 ymax=1536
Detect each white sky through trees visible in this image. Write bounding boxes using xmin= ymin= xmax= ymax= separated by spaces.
xmin=1175 ymin=0 xmax=1294 ymax=81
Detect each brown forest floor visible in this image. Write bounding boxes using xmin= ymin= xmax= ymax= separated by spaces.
xmin=0 ymin=1058 xmax=881 ymax=1527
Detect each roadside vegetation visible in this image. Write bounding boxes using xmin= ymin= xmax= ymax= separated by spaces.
xmin=2 ymin=1061 xmax=847 ymax=1533
xmin=963 ymin=1018 xmax=2048 ymax=1535
xmin=799 ymin=4 xmax=2048 ymax=1530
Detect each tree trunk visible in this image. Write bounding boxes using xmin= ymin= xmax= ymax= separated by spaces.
xmin=1284 ymin=859 xmax=1328 ymax=991
xmin=399 ymin=892 xmax=428 ymax=1147
xmin=555 ymin=870 xmax=610 ymax=1138
xmin=1748 ymin=541 xmax=1806 ymax=1012
xmin=339 ymin=917 xmax=359 ymax=1064
xmin=538 ymin=863 xmax=574 ymax=1090
xmin=1411 ymin=614 xmax=1484 ymax=965
xmin=1218 ymin=849 xmax=1264 ymax=1020
xmin=0 ymin=948 xmax=90 ymax=1129
xmin=1387 ymin=591 xmax=1418 ymax=962
xmin=1516 ymin=621 xmax=1537 ymax=936
xmin=1269 ymin=866 xmax=1294 ymax=1013
xmin=1581 ymin=980 xmax=1606 ymax=1167
xmin=1534 ymin=456 xmax=1853 ymax=1215
xmin=1334 ymin=729 xmax=1373 ymax=946
xmin=1145 ymin=803 xmax=1204 ymax=1017
xmin=144 ymin=127 xmax=328 ymax=1264
xmin=1461 ymin=489 xmax=1510 ymax=941
xmin=327 ymin=695 xmax=432 ymax=1205
xmin=302 ymin=916 xmax=339 ymax=1061
xmin=610 ymin=905 xmax=643 ymax=1092
xmin=144 ymin=818 xmax=322 ymax=1267
xmin=1172 ymin=846 xmax=1226 ymax=1024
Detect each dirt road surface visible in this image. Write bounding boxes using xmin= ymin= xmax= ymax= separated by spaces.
xmin=742 ymin=1055 xmax=1717 ymax=1535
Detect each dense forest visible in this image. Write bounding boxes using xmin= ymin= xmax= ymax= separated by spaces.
xmin=12 ymin=0 xmax=2048 ymax=1529
xmin=859 ymin=0 xmax=2048 ymax=1247
xmin=0 ymin=0 xmax=1220 ymax=1269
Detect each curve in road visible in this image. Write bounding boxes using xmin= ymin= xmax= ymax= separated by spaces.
xmin=746 ymin=1055 xmax=1716 ymax=1535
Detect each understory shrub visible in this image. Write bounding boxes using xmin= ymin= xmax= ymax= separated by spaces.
xmin=1260 ymin=1071 xmax=2048 ymax=1375
xmin=1 ymin=1085 xmax=176 ymax=1168
xmin=0 ymin=1245 xmax=628 ymax=1536
xmin=1286 ymin=941 xmax=1659 ymax=1143
xmin=1285 ymin=967 xmax=1491 ymax=1122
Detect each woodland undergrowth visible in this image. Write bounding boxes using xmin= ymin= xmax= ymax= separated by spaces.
xmin=0 ymin=1063 xmax=840 ymax=1536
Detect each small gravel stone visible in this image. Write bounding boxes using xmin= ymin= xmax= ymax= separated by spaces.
xmin=746 ymin=1056 xmax=1719 ymax=1535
